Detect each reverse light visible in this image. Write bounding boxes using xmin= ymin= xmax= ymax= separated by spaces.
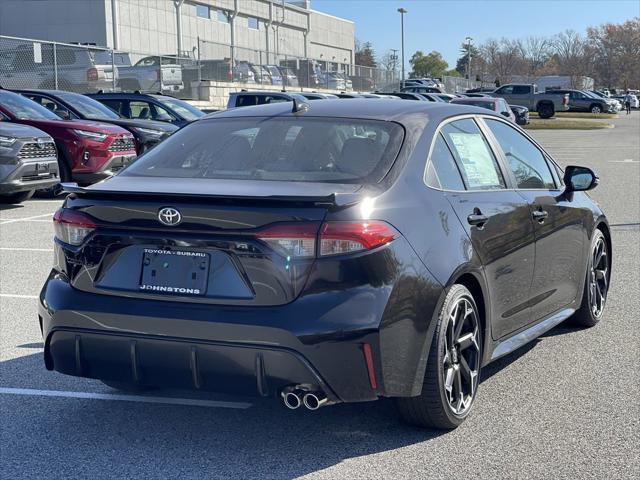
xmin=72 ymin=129 xmax=108 ymax=141
xmin=320 ymin=221 xmax=397 ymax=256
xmin=53 ymin=209 xmax=96 ymax=246
xmin=256 ymin=223 xmax=319 ymax=258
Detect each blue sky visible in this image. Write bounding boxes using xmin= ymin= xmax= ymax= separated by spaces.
xmin=312 ymin=0 xmax=640 ymax=68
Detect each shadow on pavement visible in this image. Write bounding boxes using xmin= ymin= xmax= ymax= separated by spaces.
xmin=1 ymin=321 xmax=581 ymax=478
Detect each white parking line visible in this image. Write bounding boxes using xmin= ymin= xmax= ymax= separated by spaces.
xmin=0 ymin=213 xmax=54 ymax=225
xmin=0 ymin=387 xmax=253 ymax=409
xmin=610 ymin=159 xmax=639 ymax=163
xmin=0 ymin=294 xmax=38 ymax=299
xmin=0 ymin=247 xmax=53 ymax=252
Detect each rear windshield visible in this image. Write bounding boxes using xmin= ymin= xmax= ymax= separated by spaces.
xmin=123 ymin=117 xmax=404 ymax=183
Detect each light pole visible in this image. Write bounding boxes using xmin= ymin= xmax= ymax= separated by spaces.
xmin=465 ymin=36 xmax=473 ymax=89
xmin=398 ymin=8 xmax=407 ymax=87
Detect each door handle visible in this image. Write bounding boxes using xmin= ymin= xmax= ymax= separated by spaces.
xmin=532 ymin=209 xmax=549 ymax=223
xmin=467 ymin=208 xmax=489 ymax=227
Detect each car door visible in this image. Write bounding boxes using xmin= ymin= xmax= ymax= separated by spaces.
xmin=482 ymin=117 xmax=586 ymax=323
xmin=437 ymin=118 xmax=536 ymax=339
xmin=494 ymin=85 xmax=515 ymax=105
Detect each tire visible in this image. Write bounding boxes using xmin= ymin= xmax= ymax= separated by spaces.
xmin=396 ymin=284 xmax=482 ymax=429
xmin=537 ymin=103 xmax=555 ymax=119
xmin=0 ymin=190 xmax=34 ymax=204
xmin=570 ymin=229 xmax=609 ymax=327
xmin=101 ymin=380 xmax=152 ymax=393
xmin=590 ymin=104 xmax=602 ymax=114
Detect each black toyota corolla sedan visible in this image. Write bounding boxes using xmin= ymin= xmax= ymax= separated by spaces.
xmin=39 ymin=99 xmax=611 ymax=429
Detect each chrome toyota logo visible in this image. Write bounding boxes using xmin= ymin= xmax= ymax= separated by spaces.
xmin=158 ymin=207 xmax=182 ymax=226
xmin=36 ymin=138 xmax=46 ymax=149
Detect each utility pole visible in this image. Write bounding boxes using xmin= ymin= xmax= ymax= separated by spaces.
xmin=389 ymin=49 xmax=399 ymax=85
xmin=465 ymin=36 xmax=473 ymax=89
xmin=397 ymin=8 xmax=407 ymax=87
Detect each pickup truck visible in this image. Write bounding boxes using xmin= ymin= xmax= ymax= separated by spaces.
xmin=491 ymin=84 xmax=569 ymax=118
xmin=112 ymin=54 xmax=183 ymax=93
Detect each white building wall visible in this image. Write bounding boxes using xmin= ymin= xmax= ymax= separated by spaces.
xmin=0 ymin=0 xmax=107 ymax=46
xmin=1 ymin=0 xmax=354 ymax=65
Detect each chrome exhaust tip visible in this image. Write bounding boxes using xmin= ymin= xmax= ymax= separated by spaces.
xmin=282 ymin=390 xmax=302 ymax=410
xmin=303 ymin=392 xmax=328 ymax=411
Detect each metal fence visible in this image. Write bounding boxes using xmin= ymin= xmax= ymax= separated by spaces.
xmin=0 ymin=35 xmax=400 ymax=99
xmin=197 ymin=39 xmax=399 ymax=92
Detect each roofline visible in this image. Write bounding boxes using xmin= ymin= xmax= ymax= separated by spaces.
xmin=308 ymin=9 xmax=354 ymax=24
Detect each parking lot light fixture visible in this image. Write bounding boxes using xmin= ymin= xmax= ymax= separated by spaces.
xmin=398 ymin=8 xmax=407 ymax=88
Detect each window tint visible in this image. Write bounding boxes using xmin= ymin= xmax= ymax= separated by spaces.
xmin=485 ymin=119 xmax=556 ymax=189
xmin=236 ymin=95 xmax=258 ymax=107
xmin=512 ymin=85 xmax=530 ymax=95
xmin=123 ymin=117 xmax=404 ymax=184
xmin=440 ymin=119 xmax=506 ymax=190
xmin=258 ymin=95 xmax=289 ymax=105
xmin=100 ymin=99 xmax=124 ymax=116
xmin=426 ymin=134 xmax=465 ymax=190
xmin=129 ymin=101 xmax=154 ymax=120
xmin=496 ymin=85 xmax=514 ymax=94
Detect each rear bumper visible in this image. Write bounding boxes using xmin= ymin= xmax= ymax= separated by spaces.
xmin=46 ymin=328 xmax=340 ymax=402
xmin=39 ymin=243 xmax=443 ymax=403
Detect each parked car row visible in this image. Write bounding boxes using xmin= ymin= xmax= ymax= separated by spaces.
xmin=0 ymin=88 xmax=205 ymax=203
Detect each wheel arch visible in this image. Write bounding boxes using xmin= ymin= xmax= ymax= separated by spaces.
xmin=595 ymin=219 xmax=612 ymax=271
xmin=449 ymin=270 xmax=493 ymax=366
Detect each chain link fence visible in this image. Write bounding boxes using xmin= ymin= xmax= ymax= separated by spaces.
xmin=197 ymin=39 xmax=399 ymax=92
xmin=0 ymin=35 xmax=399 ymax=98
xmin=0 ymin=35 xmax=193 ymax=97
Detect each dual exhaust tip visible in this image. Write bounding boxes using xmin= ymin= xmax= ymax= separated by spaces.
xmin=282 ymin=388 xmax=328 ymax=411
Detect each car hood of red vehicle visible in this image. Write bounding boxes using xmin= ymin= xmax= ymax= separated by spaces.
xmin=19 ymin=118 xmax=131 ymax=135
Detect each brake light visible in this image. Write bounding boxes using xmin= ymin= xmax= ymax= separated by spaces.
xmin=320 ymin=221 xmax=397 ymax=256
xmin=87 ymin=67 xmax=99 ymax=82
xmin=255 ymin=220 xmax=397 ymax=259
xmin=53 ymin=209 xmax=96 ymax=246
xmin=256 ymin=223 xmax=319 ymax=258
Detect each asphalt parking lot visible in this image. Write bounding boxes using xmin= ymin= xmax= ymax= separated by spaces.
xmin=1 ymin=112 xmax=638 ymax=479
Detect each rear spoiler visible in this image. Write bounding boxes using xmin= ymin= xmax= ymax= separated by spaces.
xmin=61 ymin=183 xmax=367 ymax=207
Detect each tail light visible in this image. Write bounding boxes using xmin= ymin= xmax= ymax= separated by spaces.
xmin=320 ymin=221 xmax=397 ymax=256
xmin=256 ymin=223 xmax=319 ymax=259
xmin=87 ymin=67 xmax=99 ymax=82
xmin=256 ymin=221 xmax=397 ymax=259
xmin=53 ymin=209 xmax=95 ymax=246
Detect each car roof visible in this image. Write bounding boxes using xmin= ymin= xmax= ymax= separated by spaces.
xmin=452 ymin=98 xmax=496 ymax=103
xmin=206 ymin=98 xmax=501 ymax=123
xmin=230 ymin=91 xmax=294 ymax=96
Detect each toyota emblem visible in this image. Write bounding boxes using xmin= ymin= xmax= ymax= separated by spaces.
xmin=158 ymin=207 xmax=182 ymax=226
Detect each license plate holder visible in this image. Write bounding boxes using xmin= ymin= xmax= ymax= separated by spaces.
xmin=140 ymin=248 xmax=209 ymax=296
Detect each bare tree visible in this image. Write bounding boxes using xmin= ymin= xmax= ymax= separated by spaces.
xmin=552 ymin=30 xmax=590 ymax=87
xmin=517 ymin=36 xmax=552 ymax=76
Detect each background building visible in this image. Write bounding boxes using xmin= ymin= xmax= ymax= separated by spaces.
xmin=0 ymin=0 xmax=355 ymax=68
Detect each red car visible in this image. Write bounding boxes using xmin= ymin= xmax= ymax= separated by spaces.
xmin=0 ymin=89 xmax=136 ymax=184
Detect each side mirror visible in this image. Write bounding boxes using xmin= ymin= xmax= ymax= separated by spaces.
xmin=501 ymin=111 xmax=511 ymax=117
xmin=564 ymin=165 xmax=598 ymax=192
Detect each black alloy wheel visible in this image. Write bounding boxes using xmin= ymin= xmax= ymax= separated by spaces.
xmin=396 ymin=284 xmax=482 ymax=429
xmin=442 ymin=295 xmax=481 ymax=416
xmin=571 ymin=229 xmax=609 ymax=327
xmin=588 ymin=234 xmax=609 ymax=318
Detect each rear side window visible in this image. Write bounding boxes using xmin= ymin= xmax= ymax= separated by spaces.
xmin=426 ymin=134 xmax=465 ymax=190
xmin=484 ymin=119 xmax=556 ymax=189
xmin=440 ymin=119 xmax=506 ymax=190
xmin=123 ymin=117 xmax=404 ymax=184
xmin=236 ymin=95 xmax=258 ymax=107
xmin=100 ymin=99 xmax=125 ymax=116
xmin=512 ymin=85 xmax=530 ymax=95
